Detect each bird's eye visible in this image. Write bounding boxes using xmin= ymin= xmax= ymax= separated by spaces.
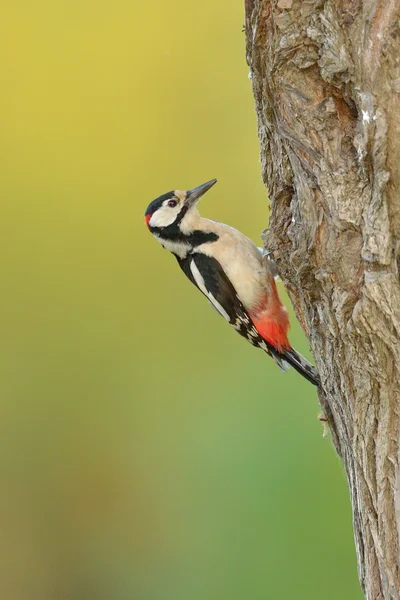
xmin=168 ymin=199 xmax=177 ymax=208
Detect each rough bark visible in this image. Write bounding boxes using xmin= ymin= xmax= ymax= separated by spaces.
xmin=244 ymin=1 xmax=400 ymax=598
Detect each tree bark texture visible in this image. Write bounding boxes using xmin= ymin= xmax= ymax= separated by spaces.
xmin=245 ymin=1 xmax=400 ymax=598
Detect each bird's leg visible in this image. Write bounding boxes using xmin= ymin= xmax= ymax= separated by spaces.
xmin=260 ymin=228 xmax=280 ymax=278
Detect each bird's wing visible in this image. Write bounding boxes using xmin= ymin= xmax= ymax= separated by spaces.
xmin=177 ymin=253 xmax=254 ymax=332
xmin=176 ymin=253 xmax=289 ymax=373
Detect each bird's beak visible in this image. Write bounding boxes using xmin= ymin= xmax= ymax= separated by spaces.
xmin=185 ymin=179 xmax=217 ymax=208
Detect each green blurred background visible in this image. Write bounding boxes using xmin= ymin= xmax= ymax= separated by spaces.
xmin=1 ymin=2 xmax=362 ymax=599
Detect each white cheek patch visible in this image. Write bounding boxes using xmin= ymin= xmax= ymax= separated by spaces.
xmin=149 ymin=207 xmax=178 ymax=228
xmin=190 ymin=260 xmax=230 ymax=321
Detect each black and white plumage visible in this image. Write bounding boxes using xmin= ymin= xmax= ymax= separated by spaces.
xmin=144 ymin=179 xmax=319 ymax=386
xmin=178 ymin=252 xmax=288 ymax=371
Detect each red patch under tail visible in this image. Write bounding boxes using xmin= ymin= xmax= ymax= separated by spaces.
xmin=252 ymin=314 xmax=290 ymax=353
xmin=251 ymin=273 xmax=290 ymax=353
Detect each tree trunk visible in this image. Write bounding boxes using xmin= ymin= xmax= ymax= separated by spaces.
xmin=244 ymin=1 xmax=400 ymax=598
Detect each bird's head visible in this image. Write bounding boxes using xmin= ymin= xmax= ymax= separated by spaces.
xmin=144 ymin=179 xmax=217 ymax=233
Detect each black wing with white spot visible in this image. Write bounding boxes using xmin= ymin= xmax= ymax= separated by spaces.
xmin=176 ymin=253 xmax=320 ymax=384
xmin=177 ymin=253 xmax=289 ymax=369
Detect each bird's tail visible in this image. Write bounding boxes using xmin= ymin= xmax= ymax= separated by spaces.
xmin=280 ymin=347 xmax=320 ymax=386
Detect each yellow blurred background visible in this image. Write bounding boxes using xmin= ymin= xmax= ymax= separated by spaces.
xmin=0 ymin=2 xmax=362 ymax=598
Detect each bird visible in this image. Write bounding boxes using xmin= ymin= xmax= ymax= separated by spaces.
xmin=144 ymin=179 xmax=319 ymax=386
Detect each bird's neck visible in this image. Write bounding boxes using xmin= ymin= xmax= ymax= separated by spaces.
xmin=155 ymin=212 xmax=219 ymax=259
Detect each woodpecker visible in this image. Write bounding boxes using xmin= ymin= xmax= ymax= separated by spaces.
xmin=144 ymin=179 xmax=319 ymax=386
